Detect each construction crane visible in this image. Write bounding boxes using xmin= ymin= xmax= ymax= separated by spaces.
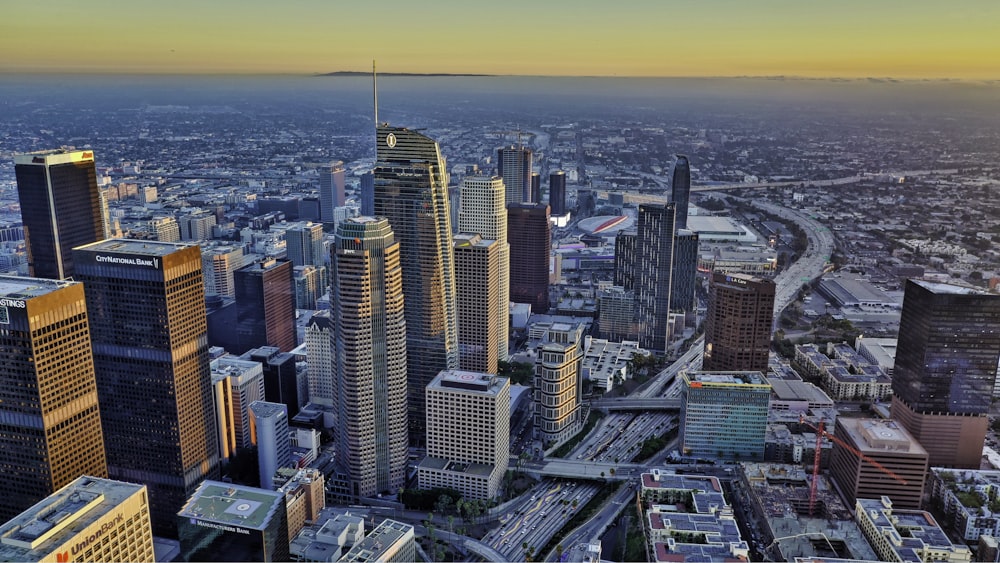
xmin=798 ymin=414 xmax=908 ymax=517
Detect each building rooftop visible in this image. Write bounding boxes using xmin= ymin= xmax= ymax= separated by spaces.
xmin=769 ymin=379 xmax=834 ymax=406
xmin=177 ymin=481 xmax=284 ymax=531
xmin=838 ymin=419 xmax=926 ymax=456
xmin=249 ymin=401 xmax=286 ymax=420
xmin=339 ymin=519 xmax=413 ymax=562
xmin=912 ymin=278 xmax=993 ymax=296
xmin=75 ymin=238 xmax=194 ymax=257
xmin=0 ymin=477 xmax=145 ymax=557
xmin=686 ymin=371 xmax=770 ymax=387
xmin=0 ymin=276 xmax=78 ymax=300
xmin=430 ymin=370 xmax=508 ymax=396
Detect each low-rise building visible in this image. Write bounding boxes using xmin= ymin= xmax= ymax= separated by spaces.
xmin=855 ymin=497 xmax=970 ymax=563
xmin=929 ymin=468 xmax=1000 ymax=542
xmin=581 ymin=337 xmax=647 ymax=392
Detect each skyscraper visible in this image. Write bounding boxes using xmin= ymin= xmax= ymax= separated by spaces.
xmin=507 ymin=202 xmax=551 ymax=313
xmin=702 ymin=272 xmax=775 ymax=373
xmin=359 ymin=171 xmax=375 ymax=216
xmin=497 ymin=145 xmax=532 ymax=205
xmin=209 ymin=357 xmax=265 ymax=457
xmin=305 ymin=310 xmax=335 ymax=408
xmin=670 ymin=155 xmax=691 ymax=231
xmin=74 ymin=239 xmax=219 ymax=537
xmin=14 ymin=149 xmax=107 ymax=279
xmin=284 ymin=221 xmax=325 ymax=268
xmin=332 ymin=217 xmax=408 ymax=498
xmin=0 ymin=276 xmax=107 ymax=521
xmin=669 ymin=230 xmax=700 ymax=312
xmin=454 ymin=233 xmax=501 ymax=374
xmin=635 ymin=203 xmax=676 ymax=353
xmin=529 ymin=172 xmax=541 ymax=204
xmin=458 ymin=175 xmax=510 ymax=362
xmin=234 ymin=258 xmax=297 ymax=353
xmin=680 ymin=371 xmax=770 ymax=460
xmin=534 ymin=322 xmax=586 ymax=446
xmin=614 ymin=229 xmax=637 ymax=290
xmin=319 ymin=161 xmax=346 ymax=223
xmin=549 ymin=170 xmax=567 ymax=216
xmin=250 ymin=401 xmax=292 ymax=491
xmin=890 ymin=279 xmax=1000 ymax=468
xmin=374 ymin=125 xmax=459 ymax=444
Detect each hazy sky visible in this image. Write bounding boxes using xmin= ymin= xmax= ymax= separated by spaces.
xmin=2 ymin=0 xmax=997 ymax=78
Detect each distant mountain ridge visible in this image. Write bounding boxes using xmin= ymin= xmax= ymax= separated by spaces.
xmin=319 ymin=71 xmax=493 ymax=77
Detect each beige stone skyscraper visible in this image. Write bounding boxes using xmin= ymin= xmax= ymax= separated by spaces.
xmin=534 ymin=322 xmax=586 ymax=446
xmin=332 ymin=217 xmax=408 ymax=498
xmin=458 ymin=175 xmax=510 ymax=362
xmin=454 ymin=233 xmax=501 ymax=374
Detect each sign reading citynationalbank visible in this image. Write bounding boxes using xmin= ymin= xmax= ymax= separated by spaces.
xmin=95 ymin=254 xmax=161 ymax=269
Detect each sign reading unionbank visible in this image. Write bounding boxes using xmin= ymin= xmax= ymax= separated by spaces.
xmin=94 ymin=254 xmax=161 ymax=270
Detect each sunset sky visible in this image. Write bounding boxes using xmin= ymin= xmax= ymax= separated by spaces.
xmin=2 ymin=0 xmax=997 ymax=79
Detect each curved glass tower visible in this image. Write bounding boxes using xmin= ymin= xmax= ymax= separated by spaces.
xmin=373 ymin=125 xmax=459 ymax=445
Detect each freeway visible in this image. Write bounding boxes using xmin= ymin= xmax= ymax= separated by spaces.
xmin=541 ymin=483 xmax=636 ymax=562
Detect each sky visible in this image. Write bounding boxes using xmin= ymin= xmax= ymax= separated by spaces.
xmin=2 ymin=0 xmax=998 ymax=79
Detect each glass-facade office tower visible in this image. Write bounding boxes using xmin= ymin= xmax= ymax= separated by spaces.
xmin=234 ymin=259 xmax=297 ymax=354
xmin=635 ymin=203 xmax=676 ymax=353
xmin=284 ymin=222 xmax=325 ymax=268
xmin=670 ymin=155 xmax=691 ymax=231
xmin=454 ymin=233 xmax=501 ymax=374
xmin=529 ymin=172 xmax=541 ymax=204
xmin=178 ymin=481 xmax=289 ymax=563
xmin=374 ymin=125 xmax=458 ymax=445
xmin=670 ymin=230 xmax=700 ymax=312
xmin=507 ymin=202 xmax=551 ymax=313
xmin=458 ymin=175 xmax=510 ymax=362
xmin=891 ymin=279 xmax=1000 ymax=468
xmin=332 ymin=217 xmax=408 ymax=498
xmin=497 ymin=145 xmax=532 ymax=205
xmin=319 ymin=161 xmax=346 ymax=222
xmin=0 ymin=276 xmax=108 ymax=521
xmin=549 ymin=171 xmax=567 ymax=216
xmin=360 ymin=171 xmax=375 ymax=216
xmin=13 ymin=150 xmax=107 ymax=280
xmin=614 ymin=229 xmax=637 ymax=290
xmin=703 ymin=272 xmax=775 ymax=373
xmin=74 ymin=239 xmax=220 ymax=537
xmin=680 ymin=371 xmax=770 ymax=460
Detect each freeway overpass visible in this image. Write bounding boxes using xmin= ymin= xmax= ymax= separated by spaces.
xmin=589 ymin=397 xmax=682 ymax=412
xmin=515 ymin=457 xmax=644 ymax=480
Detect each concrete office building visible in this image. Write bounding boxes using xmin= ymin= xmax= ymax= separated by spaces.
xmin=293 ymin=265 xmax=324 ymax=310
xmin=891 ymin=279 xmax=1000 ymax=468
xmin=210 ymin=357 xmax=265 ymax=459
xmin=829 ymin=418 xmax=928 ymax=510
xmin=680 ymin=371 xmax=770 ymax=460
xmin=454 ymin=234 xmax=502 ymax=374
xmin=497 ymin=145 xmax=532 ymax=205
xmin=201 ymin=244 xmax=248 ymax=298
xmin=0 ymin=477 xmax=154 ymax=563
xmin=234 ymin=258 xmax=297 ymax=354
xmin=339 ymin=519 xmax=415 ymax=563
xmin=508 ymin=202 xmax=551 ymax=313
xmin=14 ymin=149 xmax=107 ymax=280
xmin=332 ymin=217 xmax=408 ymax=498
xmin=177 ymin=481 xmax=289 ymax=562
xmin=703 ymin=272 xmax=775 ymax=373
xmin=284 ymin=222 xmax=326 ymax=269
xmin=319 ymin=161 xmax=346 ymax=222
xmin=0 ymin=277 xmax=108 ymax=521
xmin=458 ymin=175 xmax=510 ymax=362
xmin=419 ymin=371 xmax=510 ymax=500
xmin=250 ymin=401 xmax=292 ymax=491
xmin=277 ymin=468 xmax=325 ymax=545
xmin=74 ymin=239 xmax=220 ymax=537
xmin=374 ymin=125 xmax=459 ymax=445
xmin=534 ymin=322 xmax=586 ymax=446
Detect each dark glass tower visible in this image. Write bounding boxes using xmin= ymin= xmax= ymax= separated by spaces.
xmin=670 ymin=155 xmax=691 ymax=231
xmin=0 ymin=276 xmax=108 ymax=521
xmin=234 ymin=259 xmax=297 ymax=354
xmin=360 ymin=171 xmax=375 ymax=216
xmin=669 ymin=230 xmax=700 ymax=312
xmin=74 ymin=239 xmax=220 ymax=537
xmin=635 ymin=204 xmax=676 ymax=353
xmin=373 ymin=125 xmax=458 ymax=445
xmin=529 ymin=172 xmax=541 ymax=204
xmin=891 ymin=279 xmax=1000 ymax=468
xmin=613 ymin=229 xmax=637 ymax=290
xmin=703 ymin=272 xmax=775 ymax=373
xmin=507 ymin=203 xmax=551 ymax=313
xmin=549 ymin=171 xmax=567 ymax=216
xmin=497 ymin=145 xmax=532 ymax=205
xmin=14 ymin=150 xmax=107 ymax=280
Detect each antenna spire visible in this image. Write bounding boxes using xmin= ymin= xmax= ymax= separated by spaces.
xmin=372 ymin=59 xmax=378 ymax=127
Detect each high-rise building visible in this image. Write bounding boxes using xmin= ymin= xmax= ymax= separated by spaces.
xmin=635 ymin=203 xmax=676 ymax=353
xmin=374 ymin=125 xmax=458 ymax=445
xmin=829 ymin=418 xmax=928 ymax=510
xmin=454 ymin=233 xmax=501 ymax=374
xmin=304 ymin=310 xmax=335 ymax=408
xmin=508 ymin=202 xmax=551 ymax=313
xmin=293 ymin=265 xmax=323 ymax=309
xmin=614 ymin=229 xmax=637 ymax=290
xmin=149 ymin=216 xmax=180 ymax=242
xmin=497 ymin=145 xmax=532 ymax=205
xmin=319 ymin=161 xmax=346 ymax=223
xmin=0 ymin=477 xmax=154 ymax=563
xmin=209 ymin=357 xmax=265 ymax=458
xmin=458 ymin=175 xmax=510 ymax=362
xmin=669 ymin=230 xmax=699 ymax=312
xmin=534 ymin=322 xmax=586 ymax=446
xmin=284 ymin=221 xmax=325 ymax=268
xmin=242 ymin=346 xmax=301 ymax=418
xmin=201 ymin=244 xmax=248 ymax=298
xmin=529 ymin=172 xmax=541 ymax=204
xmin=178 ymin=211 xmax=217 ymax=241
xmin=359 ymin=171 xmax=375 ymax=216
xmin=73 ymin=239 xmax=220 ymax=537
xmin=549 ymin=171 xmax=567 ymax=216
xmin=598 ymin=286 xmax=638 ymax=342
xmin=277 ymin=468 xmax=325 ymax=544
xmin=419 ymin=371 xmax=510 ymax=500
xmin=250 ymin=401 xmax=292 ymax=491
xmin=890 ymin=279 xmax=1000 ymax=468
xmin=14 ymin=150 xmax=107 ymax=279
xmin=703 ymin=272 xmax=775 ymax=373
xmin=177 ymin=481 xmax=289 ymax=563
xmin=234 ymin=258 xmax=297 ymax=353
xmin=680 ymin=371 xmax=770 ymax=460
xmin=0 ymin=276 xmax=108 ymax=521
xmin=332 ymin=217 xmax=408 ymax=498
xmin=670 ymin=155 xmax=691 ymax=231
